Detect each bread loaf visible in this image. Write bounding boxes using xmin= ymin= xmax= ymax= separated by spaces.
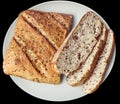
xmin=3 ymin=15 xmax=60 ymax=84
xmin=82 ymin=29 xmax=114 ymax=94
xmin=3 ymin=10 xmax=73 ymax=84
xmin=66 ymin=25 xmax=107 ymax=86
xmin=52 ymin=11 xmax=103 ymax=75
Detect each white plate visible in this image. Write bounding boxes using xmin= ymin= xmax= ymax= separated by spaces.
xmin=3 ymin=0 xmax=116 ymax=102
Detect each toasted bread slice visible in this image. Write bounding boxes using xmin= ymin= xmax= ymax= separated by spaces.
xmin=82 ymin=29 xmax=114 ymax=94
xmin=20 ymin=10 xmax=73 ymax=49
xmin=3 ymin=15 xmax=60 ymax=84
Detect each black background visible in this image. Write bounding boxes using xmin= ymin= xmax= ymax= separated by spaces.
xmin=0 ymin=0 xmax=120 ymax=103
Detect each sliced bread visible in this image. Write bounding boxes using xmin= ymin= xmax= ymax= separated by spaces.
xmin=82 ymin=29 xmax=114 ymax=94
xmin=20 ymin=10 xmax=73 ymax=50
xmin=52 ymin=11 xmax=103 ymax=75
xmin=66 ymin=25 xmax=107 ymax=86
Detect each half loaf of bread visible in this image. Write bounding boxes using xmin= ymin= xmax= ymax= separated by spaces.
xmin=3 ymin=10 xmax=73 ymax=84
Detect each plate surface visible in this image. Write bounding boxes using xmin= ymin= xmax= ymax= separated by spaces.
xmin=3 ymin=0 xmax=116 ymax=102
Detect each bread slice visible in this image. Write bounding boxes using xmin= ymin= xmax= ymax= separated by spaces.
xmin=66 ymin=25 xmax=107 ymax=86
xmin=82 ymin=29 xmax=114 ymax=94
xmin=52 ymin=11 xmax=103 ymax=75
xmin=20 ymin=10 xmax=73 ymax=50
xmin=3 ymin=15 xmax=60 ymax=84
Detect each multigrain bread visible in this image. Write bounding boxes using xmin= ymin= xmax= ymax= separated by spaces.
xmin=52 ymin=11 xmax=103 ymax=75
xmin=66 ymin=25 xmax=107 ymax=86
xmin=20 ymin=10 xmax=73 ymax=50
xmin=3 ymin=10 xmax=73 ymax=84
xmin=82 ymin=29 xmax=114 ymax=94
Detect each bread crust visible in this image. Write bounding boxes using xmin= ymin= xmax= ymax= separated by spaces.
xmin=3 ymin=10 xmax=75 ymax=84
